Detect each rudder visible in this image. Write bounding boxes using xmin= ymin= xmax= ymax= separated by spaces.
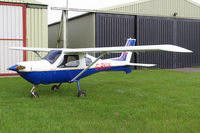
xmin=114 ymin=38 xmax=136 ymax=63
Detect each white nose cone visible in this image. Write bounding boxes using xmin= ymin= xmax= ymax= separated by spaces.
xmin=17 ymin=60 xmax=52 ymax=71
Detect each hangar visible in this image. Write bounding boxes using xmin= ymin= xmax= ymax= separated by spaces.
xmin=0 ymin=0 xmax=48 ymax=76
xmin=49 ymin=0 xmax=200 ymax=69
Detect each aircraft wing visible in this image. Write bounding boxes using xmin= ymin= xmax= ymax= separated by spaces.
xmin=10 ymin=44 xmax=192 ymax=53
xmin=63 ymin=45 xmax=192 ymax=53
xmin=10 ymin=47 xmax=56 ymax=52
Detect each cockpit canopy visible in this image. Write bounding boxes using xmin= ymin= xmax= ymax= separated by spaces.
xmin=42 ymin=50 xmax=93 ymax=68
xmin=43 ymin=50 xmax=62 ymax=64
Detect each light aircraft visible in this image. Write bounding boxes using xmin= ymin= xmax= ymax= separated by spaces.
xmin=8 ymin=38 xmax=192 ymax=98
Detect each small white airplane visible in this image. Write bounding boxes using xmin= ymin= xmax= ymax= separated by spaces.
xmin=8 ymin=38 xmax=192 ymax=98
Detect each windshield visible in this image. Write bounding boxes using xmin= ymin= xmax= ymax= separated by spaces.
xmin=43 ymin=50 xmax=62 ymax=64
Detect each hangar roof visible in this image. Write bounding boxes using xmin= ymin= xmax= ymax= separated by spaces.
xmin=103 ymin=0 xmax=200 ymax=19
xmin=0 ymin=0 xmax=45 ymax=5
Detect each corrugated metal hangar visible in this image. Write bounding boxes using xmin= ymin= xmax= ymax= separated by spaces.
xmin=49 ymin=0 xmax=200 ymax=69
xmin=0 ymin=0 xmax=48 ymax=75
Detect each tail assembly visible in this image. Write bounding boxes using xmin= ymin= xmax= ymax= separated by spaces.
xmin=114 ymin=38 xmax=136 ymax=63
xmin=113 ymin=38 xmax=157 ymax=68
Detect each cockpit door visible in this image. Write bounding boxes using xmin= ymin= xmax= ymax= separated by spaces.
xmin=57 ymin=55 xmax=80 ymax=68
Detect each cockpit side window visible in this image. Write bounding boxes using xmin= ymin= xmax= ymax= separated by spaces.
xmin=43 ymin=50 xmax=62 ymax=64
xmin=58 ymin=55 xmax=79 ymax=68
xmin=85 ymin=57 xmax=92 ymax=66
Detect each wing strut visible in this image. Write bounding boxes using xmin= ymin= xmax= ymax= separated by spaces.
xmin=71 ymin=52 xmax=107 ymax=82
xmin=33 ymin=51 xmax=42 ymax=59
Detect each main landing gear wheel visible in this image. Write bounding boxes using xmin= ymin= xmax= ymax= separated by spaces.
xmin=78 ymin=91 xmax=86 ymax=97
xmin=76 ymin=80 xmax=86 ymax=97
xmin=31 ymin=92 xmax=39 ymax=98
xmin=51 ymin=83 xmax=62 ymax=91
xmin=51 ymin=85 xmax=59 ymax=91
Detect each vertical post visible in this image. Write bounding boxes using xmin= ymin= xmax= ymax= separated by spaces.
xmin=63 ymin=0 xmax=69 ymax=48
xmin=134 ymin=15 xmax=138 ymax=70
xmin=173 ymin=18 xmax=177 ymax=68
xmin=56 ymin=12 xmax=63 ymax=48
xmin=63 ymin=11 xmax=67 ymax=48
xmin=66 ymin=0 xmax=69 ymax=48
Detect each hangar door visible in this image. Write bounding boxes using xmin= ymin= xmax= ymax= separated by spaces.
xmin=0 ymin=3 xmax=26 ymax=75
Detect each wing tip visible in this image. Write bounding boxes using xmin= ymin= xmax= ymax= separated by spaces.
xmin=162 ymin=45 xmax=193 ymax=53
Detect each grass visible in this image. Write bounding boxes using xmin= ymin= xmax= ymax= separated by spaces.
xmin=193 ymin=66 xmax=200 ymax=68
xmin=0 ymin=69 xmax=200 ymax=133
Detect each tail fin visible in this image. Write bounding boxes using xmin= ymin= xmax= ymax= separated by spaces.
xmin=114 ymin=38 xmax=136 ymax=62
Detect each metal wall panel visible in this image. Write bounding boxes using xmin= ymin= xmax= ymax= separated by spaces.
xmin=0 ymin=5 xmax=23 ymax=39
xmin=0 ymin=4 xmax=24 ymax=75
xmin=96 ymin=13 xmax=135 ymax=59
xmin=136 ymin=16 xmax=200 ymax=68
xmin=96 ymin=14 xmax=200 ymax=68
xmin=176 ymin=19 xmax=200 ymax=67
xmin=136 ymin=16 xmax=175 ymax=69
xmin=26 ymin=7 xmax=48 ymax=61
xmin=48 ymin=14 xmax=96 ymax=49
xmin=48 ymin=23 xmax=59 ymax=48
xmin=68 ymin=13 xmax=96 ymax=49
xmin=0 ymin=40 xmax=23 ymax=74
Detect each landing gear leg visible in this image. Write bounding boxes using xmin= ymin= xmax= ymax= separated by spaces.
xmin=51 ymin=83 xmax=62 ymax=91
xmin=76 ymin=80 xmax=86 ymax=97
xmin=30 ymin=85 xmax=39 ymax=98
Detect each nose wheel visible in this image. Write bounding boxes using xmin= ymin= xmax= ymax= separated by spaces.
xmin=30 ymin=85 xmax=39 ymax=98
xmin=31 ymin=92 xmax=39 ymax=98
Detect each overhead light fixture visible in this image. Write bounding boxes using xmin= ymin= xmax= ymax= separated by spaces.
xmin=173 ymin=12 xmax=178 ymax=17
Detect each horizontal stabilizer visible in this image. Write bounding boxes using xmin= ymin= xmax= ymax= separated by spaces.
xmin=127 ymin=63 xmax=156 ymax=67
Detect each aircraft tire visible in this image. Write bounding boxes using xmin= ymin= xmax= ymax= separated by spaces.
xmin=31 ymin=92 xmax=39 ymax=98
xmin=51 ymin=85 xmax=59 ymax=91
xmin=78 ymin=91 xmax=86 ymax=97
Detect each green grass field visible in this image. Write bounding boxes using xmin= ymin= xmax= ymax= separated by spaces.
xmin=0 ymin=69 xmax=200 ymax=133
xmin=193 ymin=66 xmax=200 ymax=68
